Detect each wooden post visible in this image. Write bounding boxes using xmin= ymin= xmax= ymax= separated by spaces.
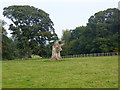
xmin=81 ymin=54 xmax=82 ymax=57
xmin=117 ymin=52 xmax=118 ymax=55
xmin=95 ymin=53 xmax=97 ymax=57
xmin=98 ymin=53 xmax=100 ymax=57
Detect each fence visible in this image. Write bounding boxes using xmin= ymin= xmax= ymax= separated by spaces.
xmin=62 ymin=52 xmax=119 ymax=58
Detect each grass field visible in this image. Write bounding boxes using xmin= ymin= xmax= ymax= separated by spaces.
xmin=2 ymin=56 xmax=118 ymax=88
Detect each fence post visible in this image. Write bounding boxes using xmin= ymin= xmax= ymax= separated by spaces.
xmin=82 ymin=54 xmax=84 ymax=57
xmin=90 ymin=54 xmax=92 ymax=57
xmin=117 ymin=52 xmax=118 ymax=55
xmin=112 ymin=52 xmax=113 ymax=56
xmin=96 ymin=53 xmax=97 ymax=57
xmin=102 ymin=53 xmax=104 ymax=56
xmin=98 ymin=53 xmax=100 ymax=57
xmin=87 ymin=54 xmax=88 ymax=57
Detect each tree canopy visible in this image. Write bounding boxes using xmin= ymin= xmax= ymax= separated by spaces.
xmin=3 ymin=5 xmax=58 ymax=59
xmin=61 ymin=8 xmax=119 ymax=55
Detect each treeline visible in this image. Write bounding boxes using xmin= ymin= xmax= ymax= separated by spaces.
xmin=2 ymin=6 xmax=119 ymax=60
xmin=61 ymin=8 xmax=119 ymax=56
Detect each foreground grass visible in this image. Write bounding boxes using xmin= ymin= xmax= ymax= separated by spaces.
xmin=2 ymin=56 xmax=118 ymax=88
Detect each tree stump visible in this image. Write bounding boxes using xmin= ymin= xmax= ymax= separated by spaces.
xmin=49 ymin=40 xmax=64 ymax=61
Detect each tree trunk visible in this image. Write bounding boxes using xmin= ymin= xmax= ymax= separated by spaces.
xmin=49 ymin=46 xmax=57 ymax=61
xmin=25 ymin=51 xmax=28 ymax=60
xmin=56 ymin=51 xmax=62 ymax=60
xmin=49 ymin=41 xmax=64 ymax=61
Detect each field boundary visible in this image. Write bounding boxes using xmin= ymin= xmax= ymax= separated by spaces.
xmin=2 ymin=52 xmax=118 ymax=61
xmin=62 ymin=52 xmax=118 ymax=58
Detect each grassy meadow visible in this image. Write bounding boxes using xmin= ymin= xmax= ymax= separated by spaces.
xmin=2 ymin=56 xmax=118 ymax=88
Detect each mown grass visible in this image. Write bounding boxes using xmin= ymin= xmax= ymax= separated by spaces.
xmin=2 ymin=56 xmax=118 ymax=88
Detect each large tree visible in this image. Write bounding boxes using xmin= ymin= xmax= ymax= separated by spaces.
xmin=3 ymin=5 xmax=58 ymax=59
xmin=86 ymin=8 xmax=119 ymax=53
xmin=61 ymin=8 xmax=119 ymax=55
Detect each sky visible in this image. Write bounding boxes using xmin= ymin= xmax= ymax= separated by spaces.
xmin=0 ymin=0 xmax=119 ymax=38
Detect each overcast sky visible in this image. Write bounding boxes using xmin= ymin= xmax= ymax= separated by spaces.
xmin=0 ymin=0 xmax=119 ymax=38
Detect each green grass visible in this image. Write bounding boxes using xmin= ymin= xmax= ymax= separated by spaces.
xmin=2 ymin=56 xmax=118 ymax=88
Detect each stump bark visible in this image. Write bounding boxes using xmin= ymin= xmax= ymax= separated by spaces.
xmin=49 ymin=40 xmax=64 ymax=61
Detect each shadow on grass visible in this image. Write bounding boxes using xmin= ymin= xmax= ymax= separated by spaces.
xmin=43 ymin=59 xmax=67 ymax=62
xmin=2 ymin=58 xmax=74 ymax=62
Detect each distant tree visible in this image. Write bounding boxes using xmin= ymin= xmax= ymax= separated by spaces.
xmin=62 ymin=30 xmax=71 ymax=45
xmin=90 ymin=38 xmax=114 ymax=53
xmin=61 ymin=30 xmax=71 ymax=55
xmin=70 ymin=26 xmax=86 ymax=40
xmin=1 ymin=20 xmax=14 ymax=60
xmin=3 ymin=5 xmax=58 ymax=59
xmin=87 ymin=8 xmax=119 ymax=53
xmin=61 ymin=8 xmax=119 ymax=55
